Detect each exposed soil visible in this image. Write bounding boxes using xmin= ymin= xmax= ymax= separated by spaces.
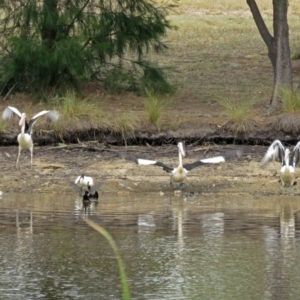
xmin=0 ymin=142 xmax=298 ymax=197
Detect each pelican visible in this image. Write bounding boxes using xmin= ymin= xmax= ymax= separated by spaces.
xmin=72 ymin=175 xmax=105 ymax=201
xmin=75 ymin=175 xmax=94 ymax=190
xmin=2 ymin=106 xmax=59 ymax=169
xmin=261 ymin=140 xmax=300 ymax=188
xmin=136 ymin=142 xmax=229 ymax=189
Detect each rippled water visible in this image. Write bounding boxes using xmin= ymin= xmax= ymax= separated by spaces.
xmin=1 ymin=191 xmax=300 ymax=299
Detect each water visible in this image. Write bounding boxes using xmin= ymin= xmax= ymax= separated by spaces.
xmin=1 ymin=192 xmax=300 ymax=299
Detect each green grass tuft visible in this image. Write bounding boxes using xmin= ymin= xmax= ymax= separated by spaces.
xmin=0 ymin=120 xmax=7 ymax=133
xmin=111 ymin=112 xmax=139 ymax=145
xmin=170 ymin=117 xmax=182 ymax=131
xmin=219 ymin=98 xmax=258 ymax=134
xmin=144 ymin=89 xmax=166 ymax=131
xmin=280 ymin=88 xmax=300 ymax=113
xmin=52 ymin=90 xmax=105 ymax=133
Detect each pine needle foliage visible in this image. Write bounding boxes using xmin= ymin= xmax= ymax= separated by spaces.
xmin=0 ymin=0 xmax=176 ymax=96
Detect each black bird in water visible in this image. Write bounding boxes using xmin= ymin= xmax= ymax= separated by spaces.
xmin=83 ymin=186 xmax=99 ymax=201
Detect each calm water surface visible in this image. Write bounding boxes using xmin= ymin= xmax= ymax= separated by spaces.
xmin=1 ymin=191 xmax=300 ymax=299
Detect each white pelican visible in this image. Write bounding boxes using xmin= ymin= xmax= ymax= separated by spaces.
xmin=72 ymin=175 xmax=105 ymax=201
xmin=261 ymin=140 xmax=300 ymax=188
xmin=2 ymin=106 xmax=59 ymax=169
xmin=136 ymin=142 xmax=228 ymax=189
xmin=74 ymin=175 xmax=94 ymax=190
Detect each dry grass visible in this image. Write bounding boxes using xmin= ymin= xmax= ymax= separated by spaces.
xmin=51 ymin=91 xmax=106 ymax=134
xmin=154 ymin=0 xmax=300 ymax=115
xmin=175 ymin=0 xmax=299 ymax=16
xmin=110 ymin=112 xmax=140 ymax=145
xmin=272 ymin=113 xmax=300 ymax=133
xmin=270 ymin=89 xmax=300 ymax=133
xmin=219 ymin=98 xmax=260 ymax=134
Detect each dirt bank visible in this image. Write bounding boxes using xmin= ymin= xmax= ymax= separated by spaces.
xmin=0 ymin=142 xmax=297 ymax=197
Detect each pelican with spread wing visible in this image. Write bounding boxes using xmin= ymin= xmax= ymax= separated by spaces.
xmin=261 ymin=140 xmax=300 ymax=188
xmin=136 ymin=142 xmax=230 ymax=190
xmin=2 ymin=106 xmax=59 ymax=169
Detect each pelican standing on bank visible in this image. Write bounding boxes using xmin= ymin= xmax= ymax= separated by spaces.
xmin=261 ymin=140 xmax=300 ymax=188
xmin=2 ymin=106 xmax=59 ymax=169
xmin=136 ymin=142 xmax=229 ymax=189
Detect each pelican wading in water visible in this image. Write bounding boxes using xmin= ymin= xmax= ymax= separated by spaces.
xmin=72 ymin=175 xmax=105 ymax=201
xmin=2 ymin=106 xmax=59 ymax=169
xmin=261 ymin=140 xmax=300 ymax=188
xmin=136 ymin=142 xmax=231 ymax=190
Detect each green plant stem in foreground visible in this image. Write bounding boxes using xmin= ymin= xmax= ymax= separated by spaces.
xmin=84 ymin=218 xmax=131 ymax=300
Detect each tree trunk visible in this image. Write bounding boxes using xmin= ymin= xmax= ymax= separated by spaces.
xmin=269 ymin=0 xmax=292 ymax=112
xmin=41 ymin=0 xmax=59 ymax=50
xmin=247 ymin=0 xmax=292 ymax=113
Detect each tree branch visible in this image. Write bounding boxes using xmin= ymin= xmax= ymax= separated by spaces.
xmin=246 ymin=0 xmax=275 ymax=64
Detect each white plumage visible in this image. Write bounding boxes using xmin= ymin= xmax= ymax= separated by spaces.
xmin=261 ymin=139 xmax=300 ymax=187
xmin=136 ymin=142 xmax=228 ymax=189
xmin=75 ymin=175 xmax=94 ymax=190
xmin=2 ymin=106 xmax=59 ymax=169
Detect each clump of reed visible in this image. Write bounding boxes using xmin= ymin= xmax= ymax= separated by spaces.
xmin=84 ymin=218 xmax=131 ymax=300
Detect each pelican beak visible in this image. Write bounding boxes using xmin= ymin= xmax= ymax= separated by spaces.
xmin=19 ymin=113 xmax=26 ymax=126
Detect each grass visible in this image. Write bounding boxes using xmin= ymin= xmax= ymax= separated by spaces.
xmin=170 ymin=117 xmax=182 ymax=131
xmin=219 ymin=98 xmax=259 ymax=134
xmin=51 ymin=90 xmax=106 ymax=133
xmin=271 ymin=88 xmax=300 ymax=132
xmin=51 ymin=91 xmax=140 ymax=143
xmin=174 ymin=0 xmax=298 ymax=15
xmin=110 ymin=112 xmax=139 ymax=145
xmin=273 ymin=113 xmax=300 ymax=133
xmin=84 ymin=218 xmax=131 ymax=300
xmin=55 ymin=91 xmax=101 ymax=121
xmin=0 ymin=120 xmax=6 ymax=133
xmin=280 ymin=88 xmax=300 ymax=113
xmin=144 ymin=89 xmax=166 ymax=131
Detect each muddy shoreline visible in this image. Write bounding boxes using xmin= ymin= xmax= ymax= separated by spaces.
xmin=0 ymin=141 xmax=297 ymax=197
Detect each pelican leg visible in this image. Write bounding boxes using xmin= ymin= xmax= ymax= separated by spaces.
xmin=30 ymin=147 xmax=33 ymax=169
xmin=170 ymin=179 xmax=173 ymax=187
xmin=29 ymin=144 xmax=33 ymax=170
xmin=178 ymin=182 xmax=185 ymax=190
xmin=16 ymin=147 xmax=21 ymax=169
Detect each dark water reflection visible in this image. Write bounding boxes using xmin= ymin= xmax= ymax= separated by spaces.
xmin=1 ymin=192 xmax=300 ymax=299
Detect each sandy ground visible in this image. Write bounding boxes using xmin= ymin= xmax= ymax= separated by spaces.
xmin=0 ymin=142 xmax=297 ymax=198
